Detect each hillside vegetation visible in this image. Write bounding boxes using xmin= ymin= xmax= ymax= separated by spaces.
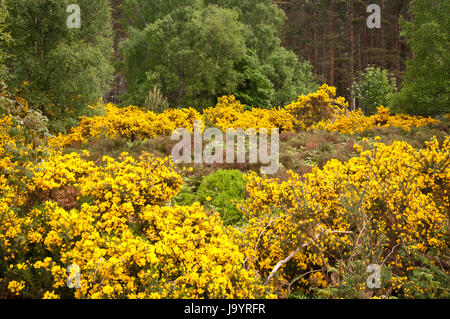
xmin=1 ymin=84 xmax=448 ymax=299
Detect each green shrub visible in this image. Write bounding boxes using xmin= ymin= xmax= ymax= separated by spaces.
xmin=172 ymin=184 xmax=198 ymax=207
xmin=0 ymin=81 xmax=49 ymax=148
xmin=197 ymin=169 xmax=246 ymax=226
xmin=399 ymin=255 xmax=450 ymax=298
xmin=352 ymin=66 xmax=397 ymax=115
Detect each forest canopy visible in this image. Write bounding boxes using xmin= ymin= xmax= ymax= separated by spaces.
xmin=119 ymin=0 xmax=319 ymax=109
xmin=0 ymin=0 xmax=448 ymax=126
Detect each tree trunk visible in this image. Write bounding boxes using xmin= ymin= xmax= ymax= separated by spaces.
xmin=380 ymin=0 xmax=385 ymax=68
xmin=313 ymin=0 xmax=318 ymax=73
xmin=329 ymin=5 xmax=335 ymax=86
xmin=349 ymin=0 xmax=355 ymax=110
xmin=395 ymin=8 xmax=400 ymax=73
xmin=356 ymin=26 xmax=361 ymax=74
xmin=363 ymin=24 xmax=367 ymax=68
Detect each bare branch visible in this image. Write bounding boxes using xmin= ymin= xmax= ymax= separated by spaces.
xmin=265 ymin=229 xmax=352 ymax=285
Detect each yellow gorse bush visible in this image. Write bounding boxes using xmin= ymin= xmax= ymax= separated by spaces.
xmin=238 ymin=137 xmax=449 ymax=296
xmin=1 ymin=84 xmax=448 ymax=299
xmin=284 ymin=84 xmax=348 ymax=130
xmin=0 ymin=113 xmax=49 ymax=207
xmin=49 ymin=85 xmax=439 ymax=149
xmin=313 ymin=106 xmax=439 ymax=134
xmin=49 ymin=104 xmax=203 ymax=148
xmin=0 ymin=144 xmax=272 ymax=298
xmin=203 ymin=95 xmax=297 ymax=133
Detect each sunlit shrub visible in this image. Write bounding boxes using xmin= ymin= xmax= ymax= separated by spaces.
xmin=313 ymin=106 xmax=439 ymax=134
xmin=49 ymin=85 xmax=441 ymax=149
xmin=1 ymin=145 xmax=272 ymax=298
xmin=238 ymin=137 xmax=449 ymax=298
xmin=1 ymin=83 xmax=448 ymax=300
xmin=285 ymin=84 xmax=348 ymax=130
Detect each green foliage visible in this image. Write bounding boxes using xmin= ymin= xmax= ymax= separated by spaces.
xmin=262 ymin=47 xmax=319 ymax=106
xmin=391 ymin=0 xmax=450 ymax=116
xmin=0 ymin=0 xmax=11 ymax=79
xmin=316 ymin=262 xmax=394 ymax=299
xmin=173 ymin=169 xmax=246 ymax=226
xmin=120 ymin=4 xmax=246 ymax=109
xmin=0 ymin=82 xmax=50 ymax=199
xmin=205 ymin=0 xmax=286 ymax=60
xmin=120 ymin=0 xmax=318 ymax=109
xmin=2 ymin=0 xmax=114 ymax=132
xmin=234 ymin=50 xmax=274 ymax=109
xmin=400 ymin=255 xmax=450 ymax=298
xmin=317 ymin=251 xmax=450 ymax=299
xmin=352 ymin=66 xmax=397 ymax=115
xmin=0 ymin=81 xmax=49 ymax=148
xmin=144 ymin=85 xmax=169 ymax=113
xmin=197 ymin=169 xmax=246 ymax=225
xmin=172 ymin=183 xmax=198 ymax=207
xmin=211 ymin=0 xmax=319 ymax=106
xmin=121 ymin=0 xmax=200 ymax=30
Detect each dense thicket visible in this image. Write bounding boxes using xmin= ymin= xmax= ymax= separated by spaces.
xmin=279 ymin=1 xmax=411 ymax=104
xmin=1 ymin=0 xmax=114 ymax=132
xmin=391 ymin=0 xmax=449 ymax=116
xmin=119 ymin=0 xmax=318 ymax=109
xmin=0 ymin=1 xmax=10 ymax=78
xmin=0 ymin=0 xmax=448 ymax=127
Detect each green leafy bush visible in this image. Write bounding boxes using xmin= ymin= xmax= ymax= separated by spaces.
xmin=352 ymin=66 xmax=397 ymax=115
xmin=234 ymin=50 xmax=274 ymax=109
xmin=0 ymin=81 xmax=49 ymax=148
xmin=197 ymin=169 xmax=246 ymax=225
xmin=391 ymin=0 xmax=449 ymax=117
xmin=3 ymin=0 xmax=114 ymax=132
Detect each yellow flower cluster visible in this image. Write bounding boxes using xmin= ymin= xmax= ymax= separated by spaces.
xmin=49 ymin=85 xmax=352 ymax=147
xmin=284 ymin=84 xmax=348 ymax=130
xmin=203 ymin=95 xmax=297 ymax=133
xmin=1 ymin=83 xmax=447 ymax=299
xmin=1 ymin=147 xmax=271 ymax=298
xmin=50 ymin=104 xmax=203 ymax=148
xmin=238 ymin=136 xmax=449 ymax=294
xmin=8 ymin=280 xmax=25 ymax=295
xmin=49 ymin=85 xmax=441 ymax=148
xmin=313 ymin=106 xmax=439 ymax=134
xmin=0 ymin=116 xmax=15 ymax=174
xmin=1 ymin=116 xmax=22 ymax=175
xmin=0 ymin=114 xmax=47 ymax=207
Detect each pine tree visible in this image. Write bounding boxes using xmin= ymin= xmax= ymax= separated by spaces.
xmin=279 ymin=0 xmax=412 ymax=102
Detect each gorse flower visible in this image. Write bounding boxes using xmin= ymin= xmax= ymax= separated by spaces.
xmin=48 ymin=84 xmax=354 ymax=147
xmin=0 ymin=130 xmax=269 ymax=298
xmin=312 ymin=106 xmax=439 ymax=134
xmin=1 ymin=85 xmax=448 ymax=299
xmin=238 ymin=137 xmax=449 ymax=296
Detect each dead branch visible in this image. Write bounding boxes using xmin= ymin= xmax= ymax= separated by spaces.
xmin=265 ymin=229 xmax=352 ymax=285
